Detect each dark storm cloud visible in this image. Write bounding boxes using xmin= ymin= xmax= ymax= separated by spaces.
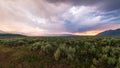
xmin=46 ymin=0 xmax=120 ymax=11
xmin=63 ymin=8 xmax=120 ymax=33
xmin=46 ymin=0 xmax=100 ymax=6
xmin=100 ymin=10 xmax=120 ymax=21
xmin=64 ymin=19 xmax=120 ymax=33
xmin=45 ymin=0 xmax=120 ymax=33
xmin=99 ymin=0 xmax=120 ymax=11
xmin=64 ymin=20 xmax=97 ymax=33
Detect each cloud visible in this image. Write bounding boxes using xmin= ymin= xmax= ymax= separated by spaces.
xmin=98 ymin=0 xmax=120 ymax=11
xmin=46 ymin=0 xmax=120 ymax=11
xmin=62 ymin=6 xmax=120 ymax=33
xmin=46 ymin=0 xmax=100 ymax=6
xmin=0 ymin=0 xmax=120 ymax=36
xmin=0 ymin=0 xmax=69 ymax=34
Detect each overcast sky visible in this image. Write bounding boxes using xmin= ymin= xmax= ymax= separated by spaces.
xmin=0 ymin=0 xmax=120 ymax=36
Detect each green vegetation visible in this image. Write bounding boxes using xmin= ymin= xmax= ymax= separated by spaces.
xmin=0 ymin=36 xmax=120 ymax=68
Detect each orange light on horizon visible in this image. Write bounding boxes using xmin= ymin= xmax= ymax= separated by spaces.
xmin=46 ymin=30 xmax=103 ymax=36
xmin=74 ymin=30 xmax=103 ymax=36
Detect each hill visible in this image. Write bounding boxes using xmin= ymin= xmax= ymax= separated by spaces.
xmin=0 ymin=33 xmax=25 ymax=36
xmin=97 ymin=28 xmax=120 ymax=36
xmin=45 ymin=34 xmax=74 ymax=36
xmin=0 ymin=30 xmax=25 ymax=36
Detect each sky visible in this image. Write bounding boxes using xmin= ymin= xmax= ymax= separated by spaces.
xmin=0 ymin=0 xmax=120 ymax=36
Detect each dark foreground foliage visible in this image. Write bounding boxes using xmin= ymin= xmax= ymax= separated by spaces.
xmin=0 ymin=36 xmax=120 ymax=68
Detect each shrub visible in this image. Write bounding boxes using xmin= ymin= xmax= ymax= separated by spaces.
xmin=1 ymin=39 xmax=26 ymax=47
xmin=92 ymin=58 xmax=97 ymax=65
xmin=116 ymin=57 xmax=120 ymax=68
xmin=54 ymin=44 xmax=67 ymax=61
xmin=107 ymin=57 xmax=116 ymax=65
xmin=54 ymin=48 xmax=61 ymax=61
xmin=91 ymin=64 xmax=96 ymax=68
xmin=29 ymin=42 xmax=41 ymax=51
xmin=41 ymin=43 xmax=53 ymax=54
xmin=66 ymin=47 xmax=76 ymax=60
xmin=54 ymin=45 xmax=76 ymax=61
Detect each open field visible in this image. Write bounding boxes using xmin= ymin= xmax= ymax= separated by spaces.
xmin=0 ymin=36 xmax=120 ymax=68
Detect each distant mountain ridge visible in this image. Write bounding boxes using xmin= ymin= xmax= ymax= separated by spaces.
xmin=0 ymin=33 xmax=24 ymax=36
xmin=45 ymin=34 xmax=74 ymax=36
xmin=0 ymin=30 xmax=25 ymax=36
xmin=97 ymin=28 xmax=120 ymax=36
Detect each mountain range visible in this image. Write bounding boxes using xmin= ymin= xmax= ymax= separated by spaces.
xmin=97 ymin=28 xmax=120 ymax=36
